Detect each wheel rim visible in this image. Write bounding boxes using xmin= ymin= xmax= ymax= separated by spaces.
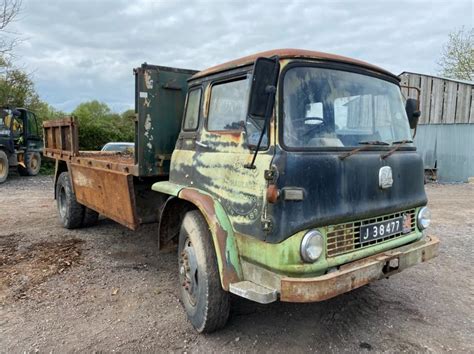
xmin=59 ymin=186 xmax=67 ymax=218
xmin=179 ymin=237 xmax=199 ymax=306
xmin=0 ymin=158 xmax=5 ymax=176
xmin=30 ymin=154 xmax=39 ymax=171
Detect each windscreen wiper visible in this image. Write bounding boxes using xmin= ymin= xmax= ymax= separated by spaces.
xmin=358 ymin=140 xmax=390 ymax=145
xmin=392 ymin=140 xmax=413 ymax=145
xmin=339 ymin=140 xmax=389 ymax=160
xmin=381 ymin=140 xmax=413 ymax=159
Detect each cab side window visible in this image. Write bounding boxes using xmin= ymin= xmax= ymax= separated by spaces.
xmin=208 ymin=77 xmax=249 ymax=131
xmin=183 ymin=88 xmax=201 ymax=131
xmin=27 ymin=112 xmax=39 ymax=137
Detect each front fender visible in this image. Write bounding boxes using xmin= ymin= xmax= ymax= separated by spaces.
xmin=152 ymin=181 xmax=243 ymax=290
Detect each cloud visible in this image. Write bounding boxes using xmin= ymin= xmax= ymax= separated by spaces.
xmin=10 ymin=0 xmax=473 ymax=112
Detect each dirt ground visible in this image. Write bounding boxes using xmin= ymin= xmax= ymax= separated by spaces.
xmin=0 ymin=173 xmax=473 ymax=352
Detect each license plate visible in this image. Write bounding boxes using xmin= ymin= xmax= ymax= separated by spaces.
xmin=360 ymin=216 xmax=407 ymax=243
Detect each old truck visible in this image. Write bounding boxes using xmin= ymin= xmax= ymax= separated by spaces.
xmin=0 ymin=107 xmax=43 ymax=183
xmin=44 ymin=49 xmax=439 ymax=333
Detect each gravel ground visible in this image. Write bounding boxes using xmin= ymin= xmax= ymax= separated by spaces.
xmin=0 ymin=174 xmax=473 ymax=352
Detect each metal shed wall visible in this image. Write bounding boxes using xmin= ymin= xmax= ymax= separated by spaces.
xmin=399 ymin=72 xmax=474 ymax=124
xmin=415 ymin=124 xmax=474 ymax=183
xmin=399 ymin=72 xmax=474 ymax=182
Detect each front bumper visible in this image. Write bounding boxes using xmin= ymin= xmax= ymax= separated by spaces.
xmin=280 ymin=235 xmax=439 ymax=302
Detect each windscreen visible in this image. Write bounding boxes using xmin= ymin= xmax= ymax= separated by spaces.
xmin=282 ymin=67 xmax=412 ymax=148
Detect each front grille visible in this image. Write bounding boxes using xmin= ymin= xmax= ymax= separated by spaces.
xmin=326 ymin=209 xmax=417 ymax=257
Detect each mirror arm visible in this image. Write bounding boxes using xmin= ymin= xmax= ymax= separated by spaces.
xmin=244 ymin=85 xmax=276 ymax=170
xmin=244 ymin=114 xmax=269 ymax=169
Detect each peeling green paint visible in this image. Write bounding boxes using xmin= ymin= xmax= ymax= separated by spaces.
xmin=178 ymin=187 xmax=243 ymax=289
xmin=213 ymin=197 xmax=243 ymax=280
xmin=151 ymin=181 xmax=185 ymax=196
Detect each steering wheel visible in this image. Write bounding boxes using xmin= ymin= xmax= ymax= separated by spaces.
xmin=297 ymin=117 xmax=326 ymax=137
xmin=291 ymin=117 xmax=324 ymax=124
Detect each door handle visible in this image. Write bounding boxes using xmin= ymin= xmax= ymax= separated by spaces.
xmin=195 ymin=140 xmax=208 ymax=148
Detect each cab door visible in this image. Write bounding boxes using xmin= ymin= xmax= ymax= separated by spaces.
xmin=190 ymin=72 xmax=273 ymax=240
xmin=25 ymin=111 xmax=43 ymax=152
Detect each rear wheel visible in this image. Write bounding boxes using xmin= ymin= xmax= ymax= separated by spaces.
xmin=18 ymin=152 xmax=41 ymax=176
xmin=178 ymin=210 xmax=230 ymax=333
xmin=56 ymin=172 xmax=84 ymax=229
xmin=0 ymin=150 xmax=8 ymax=183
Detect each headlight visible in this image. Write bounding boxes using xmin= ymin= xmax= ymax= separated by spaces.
xmin=300 ymin=230 xmax=324 ymax=263
xmin=417 ymin=206 xmax=431 ymax=230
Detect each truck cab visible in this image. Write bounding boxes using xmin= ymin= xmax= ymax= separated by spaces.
xmin=153 ymin=49 xmax=438 ymax=331
xmin=0 ymin=107 xmax=43 ymax=183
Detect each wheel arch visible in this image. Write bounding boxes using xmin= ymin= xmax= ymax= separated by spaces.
xmin=158 ymin=196 xmax=197 ymax=250
xmin=154 ymin=182 xmax=243 ymax=290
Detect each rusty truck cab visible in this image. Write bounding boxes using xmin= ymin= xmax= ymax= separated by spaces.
xmin=153 ymin=49 xmax=438 ymax=308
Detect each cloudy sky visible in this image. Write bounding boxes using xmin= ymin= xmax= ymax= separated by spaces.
xmin=9 ymin=0 xmax=473 ymax=113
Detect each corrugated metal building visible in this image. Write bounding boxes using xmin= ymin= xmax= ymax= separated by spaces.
xmin=399 ymin=72 xmax=474 ymax=183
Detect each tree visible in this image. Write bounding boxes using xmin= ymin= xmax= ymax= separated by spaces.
xmin=0 ymin=56 xmax=62 ymax=129
xmin=438 ymin=27 xmax=474 ymax=81
xmin=0 ymin=0 xmax=61 ymax=135
xmin=0 ymin=0 xmax=29 ymax=106
xmin=0 ymin=0 xmax=21 ymax=57
xmin=72 ymin=101 xmax=135 ymax=150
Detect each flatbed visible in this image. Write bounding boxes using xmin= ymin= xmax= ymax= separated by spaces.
xmin=42 ymin=64 xmax=197 ymax=229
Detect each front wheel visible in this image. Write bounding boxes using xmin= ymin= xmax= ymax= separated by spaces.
xmin=18 ymin=152 xmax=41 ymax=176
xmin=178 ymin=210 xmax=230 ymax=333
xmin=0 ymin=150 xmax=9 ymax=183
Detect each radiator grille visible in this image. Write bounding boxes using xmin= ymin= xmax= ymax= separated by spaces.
xmin=326 ymin=209 xmax=417 ymax=258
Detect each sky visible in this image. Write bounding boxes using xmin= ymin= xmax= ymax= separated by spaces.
xmin=8 ymin=0 xmax=474 ymax=113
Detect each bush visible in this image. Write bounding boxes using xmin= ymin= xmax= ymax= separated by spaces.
xmin=72 ymin=101 xmax=134 ymax=150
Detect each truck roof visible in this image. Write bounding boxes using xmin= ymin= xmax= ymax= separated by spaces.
xmin=191 ymin=48 xmax=398 ymax=81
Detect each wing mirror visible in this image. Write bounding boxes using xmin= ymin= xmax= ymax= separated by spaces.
xmin=247 ymin=56 xmax=279 ymax=120
xmin=244 ymin=56 xmax=279 ymax=169
xmin=405 ymin=98 xmax=421 ymax=129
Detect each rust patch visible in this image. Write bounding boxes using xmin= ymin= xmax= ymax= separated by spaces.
xmin=70 ymin=163 xmax=139 ymax=230
xmin=192 ymin=48 xmax=397 ymax=80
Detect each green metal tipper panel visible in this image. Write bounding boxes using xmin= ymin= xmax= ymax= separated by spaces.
xmin=135 ymin=64 xmax=198 ymax=176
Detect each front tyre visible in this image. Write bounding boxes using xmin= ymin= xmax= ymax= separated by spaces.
xmin=56 ymin=172 xmax=84 ymax=229
xmin=178 ymin=210 xmax=230 ymax=333
xmin=18 ymin=152 xmax=41 ymax=176
xmin=0 ymin=150 xmax=9 ymax=183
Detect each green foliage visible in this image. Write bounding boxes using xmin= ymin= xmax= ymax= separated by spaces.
xmin=0 ymin=55 xmax=63 ymax=133
xmin=72 ymin=100 xmax=135 ymax=150
xmin=39 ymin=158 xmax=55 ymax=175
xmin=1 ymin=57 xmax=135 ymax=151
xmin=438 ymin=27 xmax=474 ymax=81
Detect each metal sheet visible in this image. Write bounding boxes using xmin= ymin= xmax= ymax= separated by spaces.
xmin=415 ymin=124 xmax=474 ymax=182
xmin=70 ymin=163 xmax=138 ymax=229
xmin=135 ymin=64 xmax=198 ymax=177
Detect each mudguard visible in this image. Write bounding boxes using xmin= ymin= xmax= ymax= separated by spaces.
xmin=152 ymin=181 xmax=243 ymax=290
